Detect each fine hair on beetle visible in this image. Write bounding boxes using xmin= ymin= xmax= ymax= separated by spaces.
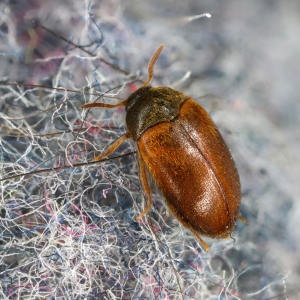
xmin=81 ymin=44 xmax=246 ymax=252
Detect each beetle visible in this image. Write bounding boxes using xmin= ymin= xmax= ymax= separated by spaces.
xmin=81 ymin=45 xmax=244 ymax=251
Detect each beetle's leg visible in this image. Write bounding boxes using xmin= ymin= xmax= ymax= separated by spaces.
xmin=136 ymin=152 xmax=153 ymax=220
xmin=81 ymin=100 xmax=127 ymax=110
xmin=93 ymin=132 xmax=131 ymax=161
xmin=189 ymin=228 xmax=210 ymax=252
xmin=238 ymin=215 xmax=248 ymax=224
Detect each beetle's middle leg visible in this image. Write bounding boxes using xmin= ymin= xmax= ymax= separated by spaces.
xmin=137 ymin=152 xmax=153 ymax=220
xmin=93 ymin=132 xmax=131 ymax=161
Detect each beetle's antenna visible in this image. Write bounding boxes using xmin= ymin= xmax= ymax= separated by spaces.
xmin=141 ymin=44 xmax=164 ymax=87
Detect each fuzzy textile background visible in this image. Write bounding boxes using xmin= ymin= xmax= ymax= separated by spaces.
xmin=0 ymin=0 xmax=300 ymax=299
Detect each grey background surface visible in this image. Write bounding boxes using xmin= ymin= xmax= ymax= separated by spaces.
xmin=0 ymin=0 xmax=299 ymax=299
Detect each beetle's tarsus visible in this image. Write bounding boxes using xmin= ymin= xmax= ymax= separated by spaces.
xmin=238 ymin=215 xmax=248 ymax=224
xmin=189 ymin=228 xmax=210 ymax=252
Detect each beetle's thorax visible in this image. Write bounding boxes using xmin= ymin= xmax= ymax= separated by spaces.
xmin=125 ymin=86 xmax=189 ymax=141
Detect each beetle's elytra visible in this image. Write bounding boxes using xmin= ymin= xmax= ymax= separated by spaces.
xmin=81 ymin=45 xmax=244 ymax=251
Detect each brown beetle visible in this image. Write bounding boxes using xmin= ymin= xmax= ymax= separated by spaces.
xmin=81 ymin=45 xmax=244 ymax=251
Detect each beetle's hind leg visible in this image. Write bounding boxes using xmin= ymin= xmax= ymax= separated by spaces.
xmin=189 ymin=228 xmax=210 ymax=252
xmin=238 ymin=215 xmax=248 ymax=224
xmin=93 ymin=132 xmax=131 ymax=161
xmin=137 ymin=152 xmax=153 ymax=220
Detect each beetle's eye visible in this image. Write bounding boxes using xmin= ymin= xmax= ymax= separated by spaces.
xmin=157 ymin=100 xmax=165 ymax=107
